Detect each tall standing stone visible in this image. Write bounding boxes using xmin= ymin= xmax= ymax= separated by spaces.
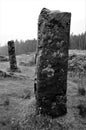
xmin=8 ymin=40 xmax=18 ymax=72
xmin=35 ymin=8 xmax=71 ymax=118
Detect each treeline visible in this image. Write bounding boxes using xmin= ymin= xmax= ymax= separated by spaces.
xmin=0 ymin=32 xmax=86 ymax=56
xmin=0 ymin=39 xmax=37 ymax=56
xmin=15 ymin=39 xmax=37 ymax=55
xmin=70 ymin=32 xmax=86 ymax=50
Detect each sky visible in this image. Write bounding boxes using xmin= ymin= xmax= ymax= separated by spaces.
xmin=0 ymin=0 xmax=86 ymax=46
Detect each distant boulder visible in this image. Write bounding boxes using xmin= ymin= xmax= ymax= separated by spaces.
xmin=0 ymin=70 xmax=11 ymax=77
xmin=0 ymin=55 xmax=9 ymax=62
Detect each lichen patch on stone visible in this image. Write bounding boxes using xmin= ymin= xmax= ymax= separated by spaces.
xmin=42 ymin=64 xmax=55 ymax=78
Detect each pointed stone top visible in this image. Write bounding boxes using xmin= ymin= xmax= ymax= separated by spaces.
xmin=40 ymin=8 xmax=71 ymax=14
xmin=40 ymin=8 xmax=61 ymax=15
xmin=39 ymin=8 xmax=71 ymax=24
xmin=8 ymin=40 xmax=14 ymax=44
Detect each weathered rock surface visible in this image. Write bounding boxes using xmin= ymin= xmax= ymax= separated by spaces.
xmin=35 ymin=8 xmax=71 ymax=117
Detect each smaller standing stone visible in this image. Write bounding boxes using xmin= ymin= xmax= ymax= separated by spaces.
xmin=8 ymin=40 xmax=18 ymax=72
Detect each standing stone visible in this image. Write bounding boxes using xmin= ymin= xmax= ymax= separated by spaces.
xmin=35 ymin=8 xmax=71 ymax=118
xmin=8 ymin=40 xmax=18 ymax=72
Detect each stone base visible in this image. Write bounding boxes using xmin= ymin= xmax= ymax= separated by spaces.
xmin=36 ymin=104 xmax=67 ymax=118
xmin=50 ymin=104 xmax=67 ymax=118
xmin=36 ymin=95 xmax=67 ymax=118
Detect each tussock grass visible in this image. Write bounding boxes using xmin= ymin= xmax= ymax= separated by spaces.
xmin=10 ymin=114 xmax=67 ymax=130
xmin=78 ymin=87 xmax=86 ymax=96
xmin=77 ymin=103 xmax=86 ymax=118
xmin=3 ymin=97 xmax=10 ymax=106
xmin=77 ymin=76 xmax=86 ymax=96
xmin=22 ymin=88 xmax=31 ymax=99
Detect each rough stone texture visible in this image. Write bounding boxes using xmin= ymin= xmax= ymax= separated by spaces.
xmin=35 ymin=8 xmax=71 ymax=118
xmin=8 ymin=40 xmax=18 ymax=72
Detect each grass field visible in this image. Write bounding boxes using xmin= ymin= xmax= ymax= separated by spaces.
xmin=0 ymin=51 xmax=86 ymax=130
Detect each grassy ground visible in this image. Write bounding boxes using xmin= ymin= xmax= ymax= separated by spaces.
xmin=0 ymin=53 xmax=86 ymax=130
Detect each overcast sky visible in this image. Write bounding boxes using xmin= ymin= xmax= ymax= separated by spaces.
xmin=0 ymin=0 xmax=86 ymax=46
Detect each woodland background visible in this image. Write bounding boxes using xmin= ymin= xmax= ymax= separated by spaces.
xmin=0 ymin=32 xmax=86 ymax=56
